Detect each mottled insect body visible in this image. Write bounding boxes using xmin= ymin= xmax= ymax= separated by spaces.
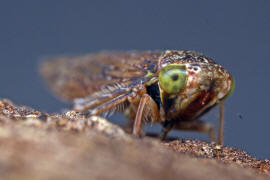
xmin=41 ymin=50 xmax=234 ymax=144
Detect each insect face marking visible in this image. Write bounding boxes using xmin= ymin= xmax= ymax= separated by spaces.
xmin=186 ymin=63 xmax=202 ymax=73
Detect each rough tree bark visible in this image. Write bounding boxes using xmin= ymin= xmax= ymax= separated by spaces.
xmin=0 ymin=99 xmax=269 ymax=180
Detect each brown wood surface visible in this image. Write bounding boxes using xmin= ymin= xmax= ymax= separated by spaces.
xmin=0 ymin=99 xmax=269 ymax=180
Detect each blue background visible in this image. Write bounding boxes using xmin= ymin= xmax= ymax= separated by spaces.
xmin=0 ymin=0 xmax=269 ymax=159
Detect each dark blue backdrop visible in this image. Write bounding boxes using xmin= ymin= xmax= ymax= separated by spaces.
xmin=1 ymin=0 xmax=269 ymax=159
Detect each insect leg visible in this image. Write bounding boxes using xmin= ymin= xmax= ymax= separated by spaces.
xmin=173 ymin=120 xmax=217 ymax=142
xmin=218 ymin=100 xmax=225 ymax=145
xmin=86 ymin=92 xmax=131 ymax=116
xmin=160 ymin=120 xmax=175 ymax=140
xmin=74 ymin=88 xmax=129 ymax=112
xmin=132 ymin=94 xmax=160 ymax=137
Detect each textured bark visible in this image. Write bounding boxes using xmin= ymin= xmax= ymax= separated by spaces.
xmin=0 ymin=99 xmax=269 ymax=180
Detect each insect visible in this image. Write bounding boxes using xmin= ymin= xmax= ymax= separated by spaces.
xmin=40 ymin=50 xmax=234 ymax=144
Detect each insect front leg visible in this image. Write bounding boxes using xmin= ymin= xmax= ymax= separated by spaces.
xmin=130 ymin=93 xmax=160 ymax=137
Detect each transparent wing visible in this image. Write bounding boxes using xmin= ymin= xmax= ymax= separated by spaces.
xmin=40 ymin=51 xmax=161 ymax=101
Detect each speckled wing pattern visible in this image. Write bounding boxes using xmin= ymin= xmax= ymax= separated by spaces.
xmin=40 ymin=51 xmax=162 ymax=101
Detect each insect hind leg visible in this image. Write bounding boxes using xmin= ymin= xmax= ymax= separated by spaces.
xmin=73 ymin=87 xmax=129 ymax=112
xmin=78 ymin=92 xmax=131 ymax=117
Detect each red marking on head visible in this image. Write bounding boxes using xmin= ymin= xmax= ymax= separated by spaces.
xmin=181 ymin=91 xmax=215 ymax=120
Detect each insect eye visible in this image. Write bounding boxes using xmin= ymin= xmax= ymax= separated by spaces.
xmin=159 ymin=64 xmax=187 ymax=94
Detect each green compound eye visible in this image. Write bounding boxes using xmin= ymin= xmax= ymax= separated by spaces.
xmin=159 ymin=64 xmax=187 ymax=94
